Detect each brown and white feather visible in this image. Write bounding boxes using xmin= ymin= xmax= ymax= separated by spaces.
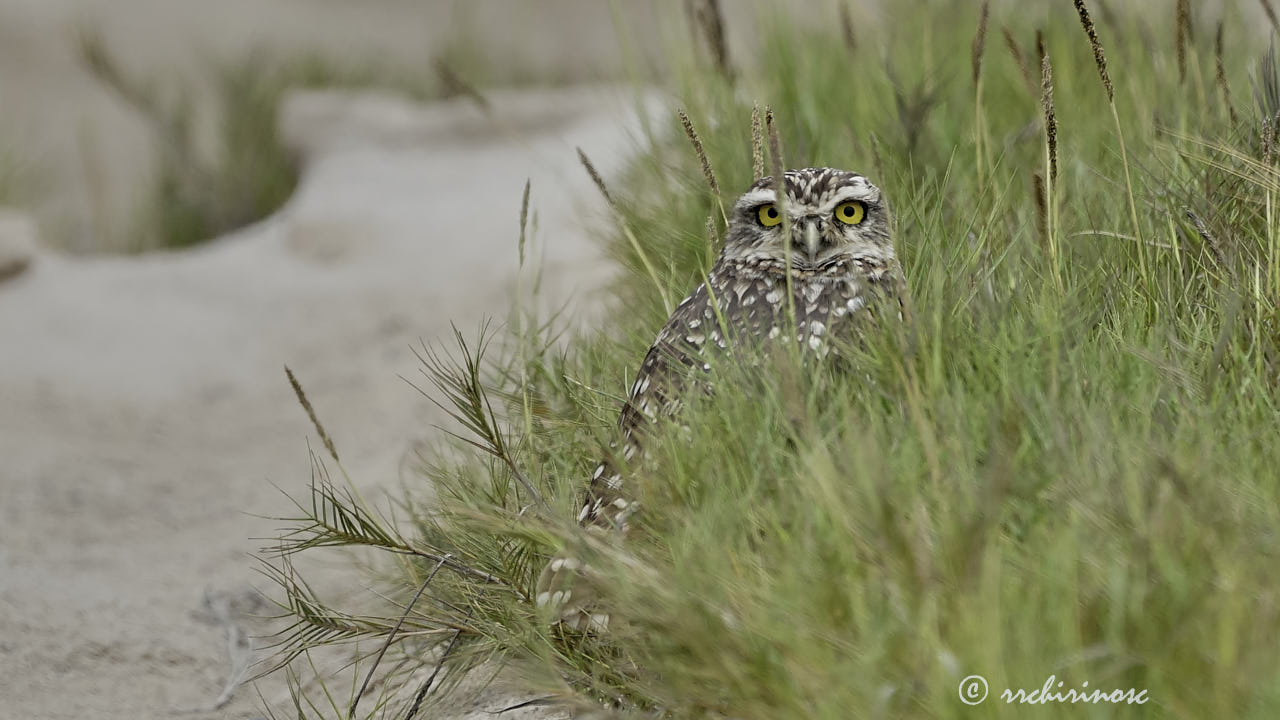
xmin=538 ymin=167 xmax=901 ymax=630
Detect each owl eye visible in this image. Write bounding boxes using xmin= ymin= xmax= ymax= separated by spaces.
xmin=756 ymin=204 xmax=783 ymax=227
xmin=834 ymin=201 xmax=866 ymax=225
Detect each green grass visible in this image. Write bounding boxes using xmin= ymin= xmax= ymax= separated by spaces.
xmin=263 ymin=2 xmax=1280 ymax=718
xmin=77 ymin=34 xmax=445 ymax=251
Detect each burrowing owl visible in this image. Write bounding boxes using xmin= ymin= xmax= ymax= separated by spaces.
xmin=538 ymin=167 xmax=901 ymax=629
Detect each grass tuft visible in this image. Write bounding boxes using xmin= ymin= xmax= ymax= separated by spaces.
xmin=262 ymin=4 xmax=1280 ymax=718
xmin=78 ymin=31 xmax=434 ymax=250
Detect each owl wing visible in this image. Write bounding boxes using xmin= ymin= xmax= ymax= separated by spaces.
xmin=536 ymin=261 xmax=900 ymax=628
xmin=535 ymin=281 xmax=720 ymax=631
xmin=578 ymin=259 xmax=901 ymax=529
xmin=580 ymin=280 xmax=718 ymax=530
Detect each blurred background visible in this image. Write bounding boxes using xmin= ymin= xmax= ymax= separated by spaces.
xmin=0 ymin=0 xmax=1259 ymax=254
xmin=1 ymin=0 xmax=660 ymax=252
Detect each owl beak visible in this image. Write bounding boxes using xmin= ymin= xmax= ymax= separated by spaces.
xmin=802 ymin=221 xmax=821 ymax=264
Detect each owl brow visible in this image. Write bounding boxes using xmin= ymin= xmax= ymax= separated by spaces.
xmin=735 ymin=182 xmax=879 ymax=214
xmin=822 ymin=185 xmax=879 ymax=210
xmin=735 ymin=187 xmax=784 ymax=210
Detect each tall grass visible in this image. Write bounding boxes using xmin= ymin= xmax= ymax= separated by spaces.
xmin=263 ymin=2 xmax=1280 ymax=718
xmin=78 ymin=34 xmax=437 ymax=251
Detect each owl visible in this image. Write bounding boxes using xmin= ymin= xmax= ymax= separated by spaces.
xmin=537 ymin=167 xmax=901 ymax=630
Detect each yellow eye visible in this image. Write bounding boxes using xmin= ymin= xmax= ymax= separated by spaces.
xmin=835 ymin=201 xmax=866 ymax=225
xmin=756 ymin=204 xmax=783 ymax=227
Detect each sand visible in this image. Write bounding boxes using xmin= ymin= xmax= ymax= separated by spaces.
xmin=0 ymin=84 xmax=660 ymax=719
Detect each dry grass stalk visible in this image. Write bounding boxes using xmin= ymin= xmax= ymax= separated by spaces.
xmin=433 ymin=59 xmax=490 ymax=112
xmin=1272 ymin=111 xmax=1280 ymax=159
xmin=1073 ymin=0 xmax=1115 ymax=102
xmin=1261 ymin=0 xmax=1280 ymax=34
xmin=284 ymin=365 xmax=340 ymax=464
xmin=695 ymin=0 xmax=732 ymax=78
xmin=1262 ymin=113 xmax=1280 ymax=166
xmin=839 ymin=1 xmax=857 ymax=53
xmin=870 ymin=131 xmax=885 ymax=182
xmin=766 ymin=107 xmax=784 ymax=179
xmin=1264 ymin=116 xmax=1274 ymax=166
xmin=1186 ymin=210 xmax=1228 ymax=272
xmin=1216 ymin=22 xmax=1238 ymax=125
xmin=678 ymin=109 xmax=721 ymax=197
xmin=1036 ymin=30 xmax=1061 ymax=291
xmin=1033 ymin=172 xmax=1049 ymax=246
xmin=1003 ymin=26 xmax=1034 ymax=93
xmin=764 ymin=108 xmax=799 ymax=325
xmin=705 ymin=212 xmax=719 ymax=262
xmin=577 ymin=147 xmax=672 ymax=312
xmin=577 ymin=147 xmax=617 ymax=211
xmin=0 ymin=255 xmax=30 ymax=284
xmin=1176 ymin=0 xmax=1190 ymax=84
xmin=1073 ymin=0 xmax=1141 ymax=248
xmin=751 ymin=103 xmax=766 ymax=179
xmin=518 ymin=179 xmax=530 ymax=267
xmin=972 ymin=1 xmax=990 ymax=87
xmin=1039 ymin=33 xmax=1058 ymax=183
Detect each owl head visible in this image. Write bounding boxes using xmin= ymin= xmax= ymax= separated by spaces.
xmin=721 ymin=167 xmax=893 ymax=272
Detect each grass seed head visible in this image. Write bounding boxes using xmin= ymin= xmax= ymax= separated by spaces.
xmin=1033 ymin=172 xmax=1049 ymax=246
xmin=766 ymin=106 xmax=784 ymax=180
xmin=1216 ymin=21 xmax=1238 ymax=125
xmin=577 ymin=147 xmax=617 ymax=211
xmin=678 ymin=109 xmax=720 ymax=196
xmin=971 ymin=1 xmax=990 ymax=87
xmin=839 ymin=1 xmax=857 ymax=53
xmin=1073 ymin=0 xmax=1115 ymax=103
xmin=695 ymin=0 xmax=732 ymax=78
xmin=750 ymin=103 xmax=765 ymax=179
xmin=1039 ymin=32 xmax=1058 ymax=183
xmin=1176 ymin=0 xmax=1189 ymax=84
xmin=1003 ymin=26 xmax=1033 ymax=93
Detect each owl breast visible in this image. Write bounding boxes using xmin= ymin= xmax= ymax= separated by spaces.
xmin=704 ymin=258 xmax=880 ymax=358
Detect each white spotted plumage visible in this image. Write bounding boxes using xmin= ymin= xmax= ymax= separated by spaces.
xmin=536 ymin=167 xmax=903 ymax=630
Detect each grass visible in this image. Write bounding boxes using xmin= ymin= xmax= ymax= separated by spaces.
xmin=262 ymin=1 xmax=1280 ymax=718
xmin=76 ymin=33 xmax=473 ymax=251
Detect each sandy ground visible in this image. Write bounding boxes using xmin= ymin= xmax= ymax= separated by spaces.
xmin=0 ymin=84 xmax=660 ymax=719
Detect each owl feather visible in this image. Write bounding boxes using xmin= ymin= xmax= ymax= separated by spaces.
xmin=537 ymin=168 xmax=902 ymax=630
